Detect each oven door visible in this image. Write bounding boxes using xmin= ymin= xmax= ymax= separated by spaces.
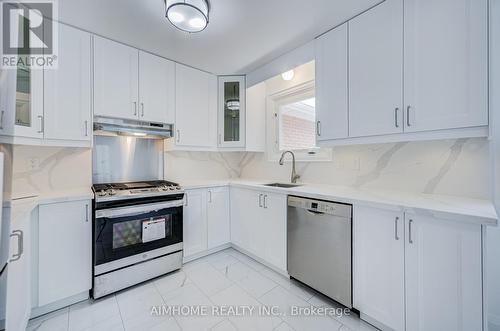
xmin=94 ymin=200 xmax=183 ymax=267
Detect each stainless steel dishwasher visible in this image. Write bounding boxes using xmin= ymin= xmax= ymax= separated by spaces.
xmin=287 ymin=196 xmax=352 ymax=308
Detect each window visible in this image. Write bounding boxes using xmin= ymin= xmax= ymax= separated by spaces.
xmin=267 ymin=81 xmax=332 ymax=161
xmin=278 ymin=97 xmax=316 ymax=151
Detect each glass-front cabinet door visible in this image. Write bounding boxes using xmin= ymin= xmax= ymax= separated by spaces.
xmin=0 ymin=13 xmax=43 ymax=140
xmin=218 ymin=76 xmax=246 ymax=148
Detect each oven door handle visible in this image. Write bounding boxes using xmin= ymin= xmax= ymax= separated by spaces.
xmin=96 ymin=200 xmax=184 ymax=218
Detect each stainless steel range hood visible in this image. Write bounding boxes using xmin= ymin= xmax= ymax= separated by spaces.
xmin=93 ymin=116 xmax=173 ymax=139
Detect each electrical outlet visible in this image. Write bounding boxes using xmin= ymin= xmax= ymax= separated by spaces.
xmin=349 ymin=157 xmax=360 ymax=171
xmin=28 ymin=158 xmax=40 ymax=171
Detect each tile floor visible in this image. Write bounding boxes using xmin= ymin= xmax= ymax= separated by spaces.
xmin=26 ymin=248 xmax=379 ymax=331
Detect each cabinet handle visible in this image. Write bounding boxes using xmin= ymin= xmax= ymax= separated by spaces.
xmin=176 ymin=130 xmax=180 ymax=143
xmin=218 ymin=133 xmax=222 ymax=145
xmin=0 ymin=110 xmax=4 ymax=130
xmin=208 ymin=190 xmax=212 ymax=203
xmin=133 ymin=101 xmax=137 ymax=116
xmin=394 ymin=108 xmax=399 ymax=128
xmin=9 ymin=230 xmax=24 ymax=262
xmin=258 ymin=194 xmax=263 ymax=208
xmin=85 ymin=204 xmax=89 ymax=222
xmin=263 ymin=195 xmax=268 ymax=209
xmin=184 ymin=194 xmax=188 ymax=207
xmin=141 ymin=102 xmax=144 ymax=117
xmin=37 ymin=115 xmax=44 ymax=133
xmin=394 ymin=217 xmax=399 ymax=240
xmin=406 ymin=106 xmax=411 ymax=127
xmin=316 ymin=121 xmax=321 ymax=136
xmin=84 ymin=120 xmax=89 ymax=136
xmin=408 ymin=219 xmax=414 ymax=244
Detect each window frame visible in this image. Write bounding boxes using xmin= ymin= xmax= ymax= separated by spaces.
xmin=266 ymin=80 xmax=332 ymax=162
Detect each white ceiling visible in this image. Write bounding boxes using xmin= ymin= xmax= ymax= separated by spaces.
xmin=58 ymin=0 xmax=381 ymax=75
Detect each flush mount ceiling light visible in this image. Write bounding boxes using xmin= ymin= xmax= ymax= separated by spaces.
xmin=281 ymin=70 xmax=295 ymax=81
xmin=165 ymin=0 xmax=209 ymax=33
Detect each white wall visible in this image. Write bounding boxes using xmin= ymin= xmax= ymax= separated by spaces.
xmin=11 ymin=146 xmax=92 ymax=199
xmin=246 ymin=41 xmax=315 ymax=87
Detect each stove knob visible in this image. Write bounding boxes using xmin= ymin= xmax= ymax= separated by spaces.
xmin=168 ymin=186 xmax=175 ymax=191
xmin=175 ymin=186 xmax=181 ymax=190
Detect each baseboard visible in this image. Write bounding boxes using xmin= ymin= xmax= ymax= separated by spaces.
xmin=359 ymin=312 xmax=395 ymax=331
xmin=183 ymin=243 xmax=231 ymax=263
xmin=30 ymin=291 xmax=89 ymax=319
xmin=230 ymin=243 xmax=288 ymax=277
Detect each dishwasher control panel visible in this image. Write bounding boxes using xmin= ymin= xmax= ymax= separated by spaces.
xmin=287 ymin=196 xmax=352 ymax=218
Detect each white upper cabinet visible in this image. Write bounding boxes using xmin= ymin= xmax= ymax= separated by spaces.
xmin=94 ymin=37 xmax=176 ymax=124
xmin=0 ymin=59 xmax=43 ymax=139
xmin=138 ymin=51 xmax=175 ymax=124
xmin=349 ymin=0 xmax=403 ymax=137
xmin=93 ymin=36 xmax=139 ymax=121
xmin=403 ymin=0 xmax=488 ymax=132
xmin=0 ymin=69 xmax=16 ymax=136
xmin=218 ymin=76 xmax=246 ymax=148
xmin=44 ymin=23 xmax=92 ymax=142
xmin=175 ymin=64 xmax=217 ymax=148
xmin=353 ymin=205 xmax=405 ymax=331
xmin=405 ymin=214 xmax=483 ymax=331
xmin=315 ymin=23 xmax=349 ymax=141
xmin=316 ymin=0 xmax=488 ymax=144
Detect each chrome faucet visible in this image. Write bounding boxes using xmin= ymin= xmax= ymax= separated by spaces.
xmin=279 ymin=151 xmax=301 ymax=183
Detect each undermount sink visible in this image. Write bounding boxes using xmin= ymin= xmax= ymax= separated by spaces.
xmin=263 ymin=183 xmax=302 ymax=188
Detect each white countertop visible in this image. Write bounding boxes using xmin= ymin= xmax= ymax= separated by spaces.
xmin=12 ymin=187 xmax=93 ymax=205
xmin=9 ymin=188 xmax=94 ymax=223
xmin=179 ymin=179 xmax=498 ymax=226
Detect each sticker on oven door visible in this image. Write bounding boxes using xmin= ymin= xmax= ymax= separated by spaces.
xmin=142 ymin=218 xmax=166 ymax=243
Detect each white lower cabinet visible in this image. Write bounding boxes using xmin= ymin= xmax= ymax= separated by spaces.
xmin=353 ymin=205 xmax=405 ymax=331
xmin=230 ymin=187 xmax=286 ymax=272
xmin=37 ymin=200 xmax=91 ymax=307
xmin=405 ymin=214 xmax=483 ymax=331
xmin=207 ymin=187 xmax=230 ymax=249
xmin=353 ymin=205 xmax=483 ymax=331
xmin=183 ymin=189 xmax=208 ymax=258
xmin=5 ymin=206 xmax=32 ymax=331
xmin=183 ymin=187 xmax=230 ymax=260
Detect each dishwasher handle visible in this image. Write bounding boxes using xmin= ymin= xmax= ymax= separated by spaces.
xmin=306 ymin=209 xmax=325 ymax=215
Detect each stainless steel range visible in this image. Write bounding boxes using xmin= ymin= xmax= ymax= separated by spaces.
xmin=92 ymin=180 xmax=184 ymax=299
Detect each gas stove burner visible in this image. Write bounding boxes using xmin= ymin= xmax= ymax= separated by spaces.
xmin=92 ymin=180 xmax=183 ymax=201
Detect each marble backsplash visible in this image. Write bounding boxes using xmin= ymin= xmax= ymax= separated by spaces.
xmin=165 ymin=137 xmax=491 ymax=200
xmin=10 ymin=137 xmax=490 ymax=200
xmin=11 ymin=145 xmax=92 ymax=199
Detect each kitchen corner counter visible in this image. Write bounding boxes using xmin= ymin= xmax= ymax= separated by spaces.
xmin=12 ymin=188 xmax=94 ymax=207
xmin=178 ymin=179 xmax=498 ymax=226
xmin=180 ymin=180 xmax=232 ymax=190
xmin=37 ymin=188 xmax=94 ymax=205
